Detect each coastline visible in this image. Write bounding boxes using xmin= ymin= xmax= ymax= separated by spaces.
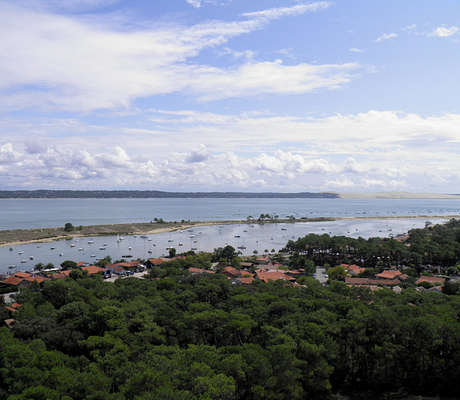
xmin=0 ymin=215 xmax=458 ymax=247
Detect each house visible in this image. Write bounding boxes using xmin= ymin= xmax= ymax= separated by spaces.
xmin=239 ymin=262 xmax=253 ymax=268
xmin=255 ymin=269 xmax=295 ymax=283
xmin=145 ymin=258 xmax=166 ymax=268
xmin=255 ymin=256 xmax=270 ymax=265
xmin=345 ymin=277 xmax=400 ymax=287
xmin=376 ymin=270 xmax=402 ymax=280
xmin=4 ymin=303 xmax=22 ymax=313
xmin=223 ymin=266 xmax=240 ymax=277
xmin=1 ymin=276 xmax=26 ymax=287
xmin=188 ymin=267 xmax=215 ymax=275
xmin=416 ymin=276 xmax=445 ymax=286
xmin=4 ymin=319 xmax=15 ymax=329
xmin=14 ymin=272 xmax=33 ymax=279
xmin=61 ymin=266 xmax=106 ymax=277
xmin=342 ymin=264 xmax=365 ymax=276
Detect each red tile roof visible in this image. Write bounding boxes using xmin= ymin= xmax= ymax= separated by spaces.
xmin=239 ymin=262 xmax=253 ymax=267
xmin=23 ymin=276 xmax=50 ymax=284
xmin=82 ymin=266 xmax=106 ymax=275
xmin=61 ymin=266 xmax=106 ymax=276
xmin=342 ymin=264 xmax=365 ymax=275
xmin=148 ymin=258 xmax=164 ymax=266
xmin=224 ymin=266 xmax=240 ymax=276
xmin=188 ymin=267 xmax=215 ymax=274
xmin=416 ymin=276 xmax=445 ymax=285
xmin=236 ymin=277 xmax=255 ymax=284
xmin=255 ymin=270 xmax=295 ymax=283
xmin=376 ymin=270 xmax=402 ymax=280
xmin=109 ymin=262 xmax=139 ymax=268
xmin=14 ymin=272 xmax=32 ymax=278
xmin=2 ymin=276 xmax=24 ymax=286
xmin=346 ymin=277 xmax=400 ymax=286
xmin=51 ymin=273 xmax=67 ymax=280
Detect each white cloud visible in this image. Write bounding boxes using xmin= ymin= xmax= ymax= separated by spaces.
xmin=242 ymin=2 xmax=332 ymax=19
xmin=375 ymin=32 xmax=398 ymax=42
xmin=1 ymin=110 xmax=460 ymax=191
xmin=0 ymin=2 xmax=352 ymax=112
xmin=186 ymin=0 xmax=202 ymax=7
xmin=430 ymin=26 xmax=459 ymax=37
xmin=349 ymin=48 xmax=363 ymax=53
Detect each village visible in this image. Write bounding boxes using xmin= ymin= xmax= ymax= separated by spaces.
xmin=2 ymin=249 xmax=457 ymax=325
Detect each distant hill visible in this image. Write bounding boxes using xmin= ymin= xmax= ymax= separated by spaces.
xmin=0 ymin=190 xmax=339 ymax=199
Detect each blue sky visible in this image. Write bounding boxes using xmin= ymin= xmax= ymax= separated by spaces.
xmin=1 ymin=0 xmax=460 ymax=192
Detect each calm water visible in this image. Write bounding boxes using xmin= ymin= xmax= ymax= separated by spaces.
xmin=0 ymin=217 xmax=447 ymax=274
xmin=1 ymin=198 xmax=460 ymax=230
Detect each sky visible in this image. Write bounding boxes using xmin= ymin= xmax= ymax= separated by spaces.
xmin=1 ymin=0 xmax=460 ymax=193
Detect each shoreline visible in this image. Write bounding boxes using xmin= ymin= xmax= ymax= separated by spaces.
xmin=0 ymin=215 xmax=458 ymax=247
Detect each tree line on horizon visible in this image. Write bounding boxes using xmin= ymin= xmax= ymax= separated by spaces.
xmin=0 ymin=190 xmax=339 ymax=199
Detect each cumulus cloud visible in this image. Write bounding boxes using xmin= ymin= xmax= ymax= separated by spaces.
xmin=1 ymin=110 xmax=460 ymax=191
xmin=349 ymin=48 xmax=363 ymax=53
xmin=430 ymin=26 xmax=459 ymax=37
xmin=186 ymin=145 xmax=209 ymax=163
xmin=375 ymin=32 xmax=398 ymax=42
xmin=0 ymin=1 xmax=349 ymax=112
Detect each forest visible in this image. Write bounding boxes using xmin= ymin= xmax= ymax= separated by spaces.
xmin=1 ymin=264 xmax=459 ymax=399
xmin=284 ymin=218 xmax=460 ymax=270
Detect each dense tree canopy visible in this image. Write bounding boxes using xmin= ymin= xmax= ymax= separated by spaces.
xmin=284 ymin=218 xmax=460 ymax=269
xmin=1 ymin=266 xmax=459 ymax=399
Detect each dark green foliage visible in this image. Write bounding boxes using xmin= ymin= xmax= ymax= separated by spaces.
xmin=0 ymin=264 xmax=457 ymax=400
xmin=284 ymin=218 xmax=460 ymax=269
xmin=64 ymin=223 xmax=74 ymax=232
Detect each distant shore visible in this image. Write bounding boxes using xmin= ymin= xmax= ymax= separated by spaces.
xmin=1 ymin=190 xmax=460 ymax=200
xmin=0 ymin=215 xmax=458 ymax=247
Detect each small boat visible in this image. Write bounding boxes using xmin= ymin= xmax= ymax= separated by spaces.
xmin=237 ymin=246 xmax=247 ymax=250
xmin=99 ymin=247 xmax=106 ymax=250
xmin=191 ymin=247 xmax=198 ymax=251
xmin=178 ymin=243 xmax=183 ymax=246
xmin=281 ymin=228 xmax=287 ymax=231
xmin=78 ymin=248 xmax=83 ymax=251
xmin=103 ymin=243 xmax=108 ymax=246
xmin=88 ymin=240 xmax=94 ymax=244
xmin=90 ymin=254 xmax=96 ymax=258
xmin=148 ymin=250 xmax=152 ymax=254
xmin=234 ymin=235 xmax=240 ymax=238
xmin=18 ymin=251 xmax=24 ymax=255
xmin=193 ymin=240 xmax=197 ymax=243
xmin=128 ymin=246 xmax=132 ymax=250
xmin=20 ymin=260 xmax=27 ymax=263
xmin=140 ymin=235 xmax=148 ymax=239
xmin=9 ymin=247 xmax=13 ymax=251
xmin=122 ymin=255 xmax=133 ymax=258
xmin=168 ymin=240 xmax=173 ymax=242
xmin=59 ymin=253 xmax=63 ymax=256
xmin=148 ymin=239 xmax=152 ymax=242
xmin=29 ymin=256 xmax=34 ymax=260
xmin=8 ymin=265 xmax=15 ymax=269
xmin=50 ymin=247 xmax=55 ymax=250
xmin=70 ymin=244 xmax=76 ymax=247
